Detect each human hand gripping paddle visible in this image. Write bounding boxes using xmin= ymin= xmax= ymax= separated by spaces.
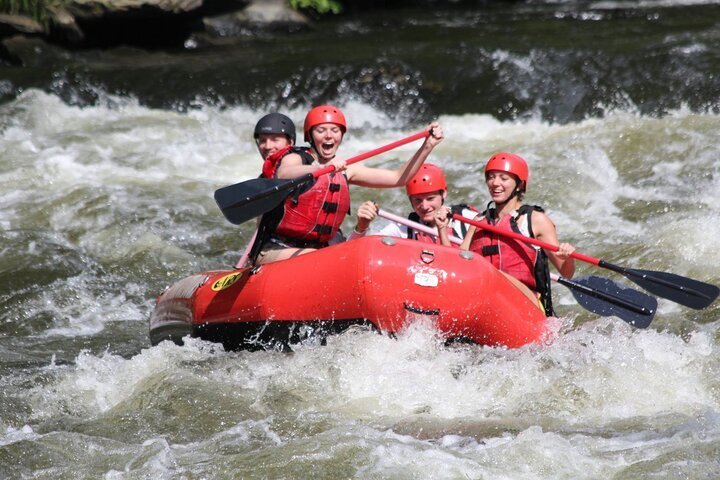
xmin=214 ymin=129 xmax=432 ymax=226
xmin=376 ymin=208 xmax=656 ymax=328
xmin=452 ymin=214 xmax=719 ymax=310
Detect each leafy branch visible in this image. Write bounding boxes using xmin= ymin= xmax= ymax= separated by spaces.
xmin=288 ymin=0 xmax=342 ymax=15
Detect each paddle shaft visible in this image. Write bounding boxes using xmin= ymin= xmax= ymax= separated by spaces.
xmin=451 ymin=214 xmax=596 ymax=261
xmin=227 ymin=129 xmax=430 ymax=208
xmin=452 ymin=213 xmax=717 ymax=307
xmin=311 ymin=129 xmax=431 ymax=179
xmin=236 ymin=227 xmax=258 ymax=268
xmin=215 ymin=129 xmax=432 ymax=225
xmin=377 ymin=209 xmax=655 ymax=324
xmin=377 ymin=208 xmax=463 ymax=244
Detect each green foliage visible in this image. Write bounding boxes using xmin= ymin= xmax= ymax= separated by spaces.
xmin=1 ymin=0 xmax=41 ymax=17
xmin=288 ymin=0 xmax=342 ymax=15
xmin=0 ymin=0 xmax=61 ymax=26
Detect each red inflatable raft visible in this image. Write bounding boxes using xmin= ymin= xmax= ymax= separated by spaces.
xmin=149 ymin=236 xmax=550 ymax=350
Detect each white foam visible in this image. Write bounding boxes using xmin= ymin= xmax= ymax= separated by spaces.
xmin=0 ymin=425 xmax=38 ymax=447
xmin=31 ymin=339 xmax=226 ymax=418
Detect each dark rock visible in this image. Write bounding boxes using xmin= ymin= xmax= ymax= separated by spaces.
xmin=0 ymin=14 xmax=44 ymax=37
xmin=0 ymin=0 xmax=309 ymax=50
xmin=0 ymin=35 xmax=70 ymax=67
xmin=64 ymin=0 xmax=206 ymax=19
xmin=48 ymin=7 xmax=85 ymax=44
xmin=203 ymin=0 xmax=310 ymax=37
xmin=58 ymin=0 xmax=211 ymax=48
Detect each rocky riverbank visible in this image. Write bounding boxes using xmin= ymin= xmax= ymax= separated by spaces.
xmin=0 ymin=0 xmax=309 ymax=60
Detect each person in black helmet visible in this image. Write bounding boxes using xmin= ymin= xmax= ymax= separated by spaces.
xmin=253 ymin=113 xmax=296 ymax=160
xmin=236 ymin=113 xmax=298 ymax=268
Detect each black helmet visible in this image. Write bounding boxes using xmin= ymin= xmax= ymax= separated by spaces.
xmin=253 ymin=113 xmax=296 ymax=144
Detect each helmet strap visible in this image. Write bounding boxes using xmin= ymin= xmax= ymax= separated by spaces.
xmin=490 ymin=190 xmax=516 ymax=209
xmin=505 ymin=177 xmax=524 ymax=202
xmin=309 ymin=128 xmax=341 ymax=162
xmin=489 ymin=182 xmax=522 ymax=216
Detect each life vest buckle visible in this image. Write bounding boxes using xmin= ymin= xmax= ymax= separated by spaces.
xmin=313 ymin=224 xmax=333 ymax=235
xmin=322 ymin=201 xmax=338 ymax=213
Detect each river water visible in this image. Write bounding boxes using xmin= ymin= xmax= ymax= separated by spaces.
xmin=1 ymin=1 xmax=719 ymax=478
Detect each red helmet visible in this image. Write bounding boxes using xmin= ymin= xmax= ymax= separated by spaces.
xmin=303 ymin=105 xmax=347 ymax=141
xmin=484 ymin=152 xmax=529 ymax=191
xmin=405 ymin=163 xmax=447 ymax=196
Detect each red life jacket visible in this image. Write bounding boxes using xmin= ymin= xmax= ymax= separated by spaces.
xmin=274 ymin=171 xmax=351 ymax=244
xmin=260 ymin=147 xmax=350 ymax=245
xmin=468 ymin=206 xmax=541 ymax=289
xmin=468 ymin=204 xmax=555 ymax=317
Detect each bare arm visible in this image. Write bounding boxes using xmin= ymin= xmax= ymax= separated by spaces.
xmin=346 ymin=123 xmax=444 ymax=187
xmin=460 ymin=224 xmax=477 ymax=250
xmin=435 ymin=206 xmax=453 ymax=247
xmin=532 ymin=211 xmax=576 ymax=278
xmin=274 ymin=152 xmax=316 ymax=179
xmin=349 ymin=201 xmax=378 ymax=239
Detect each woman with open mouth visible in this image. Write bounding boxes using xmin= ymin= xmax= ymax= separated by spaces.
xmin=249 ymin=104 xmax=444 ymax=265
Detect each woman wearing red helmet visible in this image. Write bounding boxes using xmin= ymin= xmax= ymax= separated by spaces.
xmin=251 ymin=104 xmax=444 ymax=265
xmin=350 ymin=164 xmax=477 ymax=244
xmin=460 ymin=152 xmax=576 ymax=316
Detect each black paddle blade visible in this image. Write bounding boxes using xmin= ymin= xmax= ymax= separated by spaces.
xmin=558 ymin=275 xmax=657 ymax=328
xmin=214 ymin=174 xmax=313 ymax=225
xmin=599 ymin=261 xmax=720 ymax=310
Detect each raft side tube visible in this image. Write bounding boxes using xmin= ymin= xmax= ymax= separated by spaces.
xmin=148 ymin=236 xmax=549 ymax=350
xmin=149 ymin=273 xmax=213 ymax=345
xmin=360 ymin=237 xmax=547 ymax=346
